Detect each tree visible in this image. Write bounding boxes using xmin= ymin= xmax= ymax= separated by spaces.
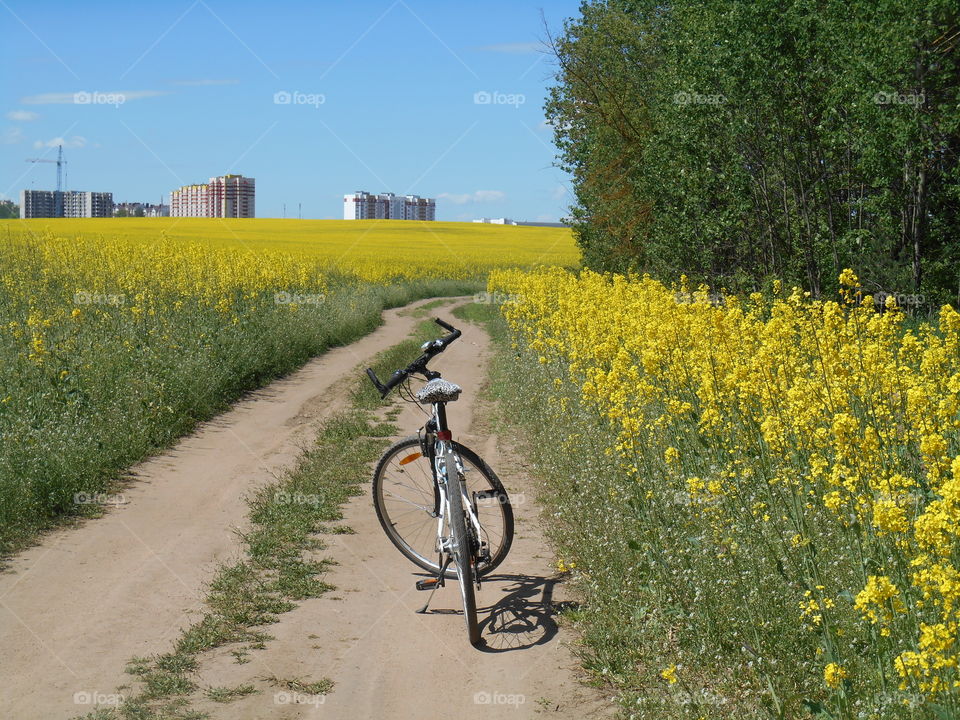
xmin=0 ymin=200 xmax=18 ymax=219
xmin=547 ymin=0 xmax=959 ymax=303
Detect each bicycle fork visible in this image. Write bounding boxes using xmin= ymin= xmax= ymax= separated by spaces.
xmin=414 ymin=443 xmax=476 ymax=613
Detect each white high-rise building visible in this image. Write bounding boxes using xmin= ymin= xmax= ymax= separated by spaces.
xmin=343 ymin=191 xmax=436 ymax=221
xmin=20 ymin=189 xmax=113 ymax=218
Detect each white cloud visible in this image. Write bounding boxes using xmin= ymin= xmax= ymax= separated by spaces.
xmin=474 ymin=190 xmax=505 ymax=202
xmin=536 ymin=214 xmax=556 ymax=222
xmin=170 ymin=78 xmax=239 ymax=86
xmin=474 ymin=42 xmax=541 ymax=54
xmin=7 ymin=110 xmax=39 ymax=121
xmin=551 ymin=185 xmax=568 ymax=201
xmin=21 ymin=90 xmax=169 ymax=104
xmin=438 ymin=190 xmax=506 ymax=205
xmin=33 ymin=135 xmax=86 ymax=149
xmin=2 ymin=127 xmax=24 ymax=144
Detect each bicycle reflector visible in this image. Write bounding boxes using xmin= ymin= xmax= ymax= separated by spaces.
xmin=399 ymin=452 xmax=422 ymax=465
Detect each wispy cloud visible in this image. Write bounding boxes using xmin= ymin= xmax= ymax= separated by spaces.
xmin=437 ymin=190 xmax=506 ymax=205
xmin=33 ymin=135 xmax=86 ymax=149
xmin=21 ymin=90 xmax=169 ymax=104
xmin=473 ymin=42 xmax=541 ymax=54
xmin=170 ymin=78 xmax=239 ymax=86
xmin=7 ymin=110 xmax=39 ymax=121
xmin=2 ymin=127 xmax=25 ymax=144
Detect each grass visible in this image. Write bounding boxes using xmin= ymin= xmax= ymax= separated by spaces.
xmin=203 ymin=685 xmax=256 ymax=704
xmin=265 ymin=675 xmax=335 ymax=695
xmin=72 ymin=318 xmax=443 ymax=720
xmin=0 ymin=274 xmax=479 ymax=557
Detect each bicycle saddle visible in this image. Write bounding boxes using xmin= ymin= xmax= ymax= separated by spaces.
xmin=414 ymin=378 xmax=462 ymax=404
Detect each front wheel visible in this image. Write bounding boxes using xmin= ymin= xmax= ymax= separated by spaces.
xmin=443 ymin=447 xmax=480 ymax=644
xmin=372 ymin=436 xmax=514 ymax=579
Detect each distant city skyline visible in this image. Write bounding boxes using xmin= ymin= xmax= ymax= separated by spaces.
xmin=0 ymin=0 xmax=579 ymax=221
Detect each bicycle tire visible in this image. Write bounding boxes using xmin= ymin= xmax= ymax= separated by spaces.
xmin=372 ymin=436 xmax=514 ymax=579
xmin=442 ymin=446 xmax=480 ymax=644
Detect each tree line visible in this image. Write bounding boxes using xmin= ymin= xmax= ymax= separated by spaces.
xmin=0 ymin=200 xmax=18 ymax=219
xmin=546 ymin=0 xmax=959 ymax=305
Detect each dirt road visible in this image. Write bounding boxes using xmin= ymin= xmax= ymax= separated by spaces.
xmin=0 ymin=298 xmax=612 ymax=719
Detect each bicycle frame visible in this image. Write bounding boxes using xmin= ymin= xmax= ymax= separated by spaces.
xmin=423 ymin=401 xmax=482 ymax=577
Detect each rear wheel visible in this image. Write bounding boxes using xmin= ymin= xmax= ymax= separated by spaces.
xmin=372 ymin=436 xmax=513 ymax=579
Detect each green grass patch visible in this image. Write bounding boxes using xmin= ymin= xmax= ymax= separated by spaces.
xmin=0 ymin=276 xmax=481 ymax=558
xmin=203 ymin=684 xmax=257 ymax=704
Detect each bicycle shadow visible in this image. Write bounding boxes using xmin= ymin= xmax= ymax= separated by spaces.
xmin=476 ymin=573 xmax=579 ymax=653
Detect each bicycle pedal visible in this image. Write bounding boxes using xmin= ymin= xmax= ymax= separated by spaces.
xmin=415 ymin=578 xmax=441 ymax=591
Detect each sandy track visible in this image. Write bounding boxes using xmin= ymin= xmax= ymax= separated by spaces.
xmin=0 ymin=298 xmax=613 ymax=719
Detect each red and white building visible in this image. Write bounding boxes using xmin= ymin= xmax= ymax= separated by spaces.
xmin=171 ymin=174 xmax=255 ymax=218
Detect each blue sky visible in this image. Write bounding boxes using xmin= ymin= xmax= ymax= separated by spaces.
xmin=0 ymin=0 xmax=580 ymax=221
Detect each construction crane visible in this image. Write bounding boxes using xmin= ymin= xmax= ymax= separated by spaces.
xmin=25 ymin=144 xmax=67 ymax=192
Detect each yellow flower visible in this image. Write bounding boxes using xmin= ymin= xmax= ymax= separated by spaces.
xmin=661 ymin=665 xmax=678 ymax=684
xmin=854 ymin=576 xmax=904 ymax=625
xmin=824 ymin=663 xmax=848 ymax=689
xmin=872 ymin=497 xmax=909 ymax=535
xmin=838 ymin=268 xmax=861 ymax=288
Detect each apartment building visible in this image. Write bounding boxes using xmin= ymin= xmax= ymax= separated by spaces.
xmin=63 ymin=191 xmax=114 ymax=218
xmin=343 ymin=191 xmax=436 ymax=221
xmin=170 ymin=175 xmax=255 ymax=218
xmin=20 ymin=189 xmax=113 ymax=218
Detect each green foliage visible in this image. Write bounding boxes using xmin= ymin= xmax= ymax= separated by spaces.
xmin=547 ymin=0 xmax=960 ymax=304
xmin=0 ymin=279 xmax=479 ymax=556
xmin=0 ymin=200 xmax=18 ymax=219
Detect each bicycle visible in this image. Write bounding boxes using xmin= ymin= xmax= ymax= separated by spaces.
xmin=366 ymin=317 xmax=514 ymax=645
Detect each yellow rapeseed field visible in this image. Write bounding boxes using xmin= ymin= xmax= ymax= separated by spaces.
xmin=0 ymin=218 xmax=578 ymax=284
xmin=490 ymin=267 xmax=960 ymax=716
xmin=0 ymin=218 xmax=576 ymax=554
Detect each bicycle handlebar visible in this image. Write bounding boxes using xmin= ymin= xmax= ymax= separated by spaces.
xmin=365 ymin=317 xmax=461 ymax=399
